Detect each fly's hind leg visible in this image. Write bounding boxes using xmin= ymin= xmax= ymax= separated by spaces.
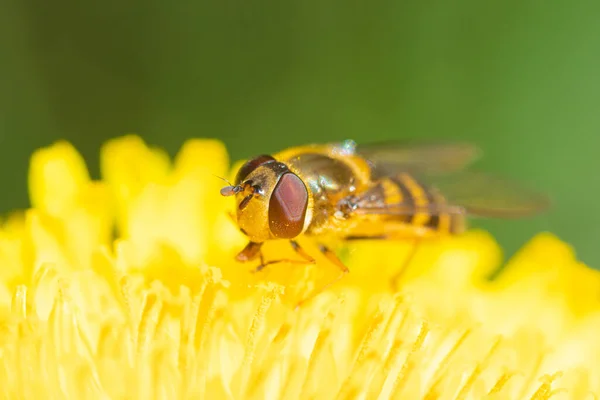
xmin=249 ymin=240 xmax=316 ymax=273
xmin=390 ymin=238 xmax=421 ymax=291
xmin=295 ymin=243 xmax=349 ymax=309
xmin=344 ymin=234 xmax=421 ymax=292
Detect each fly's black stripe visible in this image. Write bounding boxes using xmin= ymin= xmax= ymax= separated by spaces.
xmin=423 ymin=187 xmax=440 ymax=229
xmin=389 ymin=176 xmax=415 ymax=223
xmin=407 ymin=174 xmax=441 ymax=230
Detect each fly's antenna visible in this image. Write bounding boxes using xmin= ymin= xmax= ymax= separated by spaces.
xmin=213 ymin=174 xmax=234 ymax=186
xmin=214 ymin=174 xmax=243 ymax=197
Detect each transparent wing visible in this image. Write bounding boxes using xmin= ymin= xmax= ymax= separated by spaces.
xmin=331 ymin=139 xmax=482 ymax=177
xmin=351 ymin=171 xmax=550 ymax=219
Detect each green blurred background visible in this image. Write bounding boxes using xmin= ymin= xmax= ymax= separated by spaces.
xmin=2 ymin=0 xmax=599 ymax=266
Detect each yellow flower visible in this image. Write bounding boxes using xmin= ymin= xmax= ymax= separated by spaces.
xmin=0 ymin=135 xmax=597 ymax=399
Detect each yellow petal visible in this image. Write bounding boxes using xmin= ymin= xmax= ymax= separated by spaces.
xmin=28 ymin=140 xmax=90 ymax=217
xmin=173 ymin=138 xmax=229 ymax=178
xmin=100 ymin=134 xmax=170 ymax=235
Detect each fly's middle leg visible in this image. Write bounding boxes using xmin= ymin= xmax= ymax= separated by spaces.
xmin=295 ymin=243 xmax=350 ymax=309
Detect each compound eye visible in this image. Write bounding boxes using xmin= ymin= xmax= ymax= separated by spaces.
xmin=268 ymin=173 xmax=308 ymax=238
xmin=235 ymin=155 xmax=276 ymax=184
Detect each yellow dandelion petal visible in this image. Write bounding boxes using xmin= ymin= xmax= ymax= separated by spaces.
xmin=100 ymin=135 xmax=170 ymax=235
xmin=0 ymin=136 xmax=598 ymax=399
xmin=28 ymin=140 xmax=90 ymax=217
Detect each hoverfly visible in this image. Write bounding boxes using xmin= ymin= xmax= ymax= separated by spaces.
xmin=220 ymin=140 xmax=548 ymax=305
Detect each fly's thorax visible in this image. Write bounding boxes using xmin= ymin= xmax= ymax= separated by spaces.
xmin=234 ymin=159 xmax=313 ymax=242
xmin=284 ymin=153 xmax=363 ymax=195
xmin=282 ymin=152 xmax=371 ymax=235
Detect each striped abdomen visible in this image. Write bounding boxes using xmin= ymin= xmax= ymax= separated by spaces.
xmin=376 ymin=173 xmax=465 ymax=235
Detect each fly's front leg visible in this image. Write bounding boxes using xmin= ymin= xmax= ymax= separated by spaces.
xmin=248 ymin=240 xmax=316 ymax=273
xmin=235 ymin=241 xmax=263 ymax=262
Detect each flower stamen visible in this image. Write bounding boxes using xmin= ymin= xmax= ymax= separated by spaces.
xmin=390 ymin=321 xmax=429 ymax=397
